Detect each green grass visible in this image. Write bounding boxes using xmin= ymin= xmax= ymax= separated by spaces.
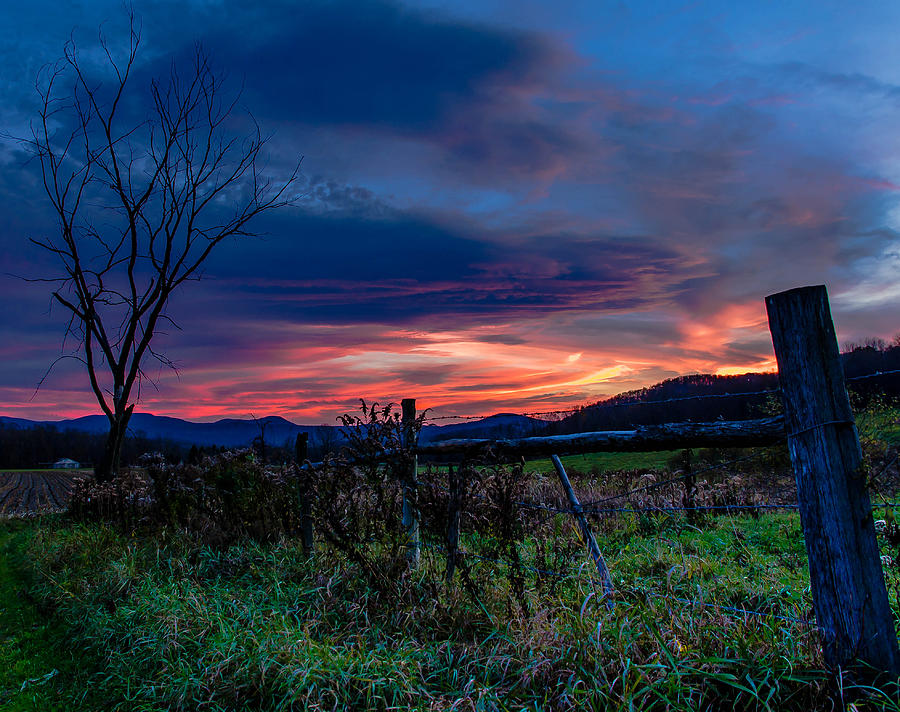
xmin=3 ymin=404 xmax=900 ymax=709
xmin=858 ymin=403 xmax=900 ymax=445
xmin=0 ymin=519 xmax=115 ymax=711
xmin=526 ymin=449 xmax=678 ymax=474
xmin=7 ymin=510 xmax=899 ymax=710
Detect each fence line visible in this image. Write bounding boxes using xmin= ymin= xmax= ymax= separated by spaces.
xmin=645 ymin=591 xmax=814 ymax=627
xmin=581 ymin=451 xmax=775 ymax=508
xmin=294 ymin=286 xmax=900 ymax=676
xmin=846 ymin=367 xmax=900 ymax=382
xmin=421 ymin=366 xmax=900 ymax=425
xmin=422 ymin=387 xmax=779 ymax=424
xmin=417 ymin=416 xmax=785 ymax=461
xmin=583 ymin=503 xmax=801 ymax=515
xmin=415 ymin=450 xmax=793 ymax=517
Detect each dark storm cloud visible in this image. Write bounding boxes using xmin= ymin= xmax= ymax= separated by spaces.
xmin=199 ymin=198 xmax=690 ymax=325
xmin=134 ymin=0 xmax=584 ymax=183
xmin=7 ymin=0 xmax=900 ymax=422
xmin=209 ymin=206 xmax=491 ymax=284
xmin=172 ymin=0 xmax=546 ymax=131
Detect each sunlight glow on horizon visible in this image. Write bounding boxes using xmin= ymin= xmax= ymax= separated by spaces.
xmin=3 ymin=309 xmax=784 ymax=423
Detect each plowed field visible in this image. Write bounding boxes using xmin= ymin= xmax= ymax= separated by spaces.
xmin=0 ymin=470 xmax=84 ymax=516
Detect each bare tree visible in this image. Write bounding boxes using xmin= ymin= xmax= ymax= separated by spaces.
xmin=22 ymin=15 xmax=300 ymax=480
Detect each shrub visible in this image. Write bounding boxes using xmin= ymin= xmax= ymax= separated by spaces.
xmin=69 ymin=450 xmax=303 ymax=545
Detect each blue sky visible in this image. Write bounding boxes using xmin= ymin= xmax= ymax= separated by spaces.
xmin=2 ymin=0 xmax=899 ymax=422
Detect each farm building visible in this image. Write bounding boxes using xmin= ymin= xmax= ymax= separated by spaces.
xmin=52 ymin=458 xmax=80 ymax=469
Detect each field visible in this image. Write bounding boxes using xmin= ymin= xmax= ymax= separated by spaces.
xmin=526 ymin=449 xmax=678 ymax=473
xmin=4 ymin=503 xmax=897 ymax=711
xmin=0 ymin=405 xmax=898 ymax=710
xmin=0 ymin=470 xmax=84 ymax=516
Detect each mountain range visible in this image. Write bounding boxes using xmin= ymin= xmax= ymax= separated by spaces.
xmin=0 ymin=411 xmax=545 ymax=449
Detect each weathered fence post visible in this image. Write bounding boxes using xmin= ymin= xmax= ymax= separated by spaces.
xmin=766 ymin=285 xmax=900 ymax=677
xmin=446 ymin=463 xmax=462 ymax=582
xmin=294 ymin=432 xmax=314 ymax=555
xmin=550 ymin=455 xmax=615 ymax=605
xmin=401 ymin=398 xmax=420 ymax=565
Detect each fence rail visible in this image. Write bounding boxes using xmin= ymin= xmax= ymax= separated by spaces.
xmin=416 ymin=415 xmax=785 ymax=461
xmin=293 ymin=284 xmax=900 ymax=681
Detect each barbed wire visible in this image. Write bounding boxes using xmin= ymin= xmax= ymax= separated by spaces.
xmin=420 ymin=368 xmax=900 ymax=426
xmin=306 ymin=454 xmax=839 ymax=630
xmin=642 ymin=590 xmax=815 ymax=627
xmin=417 ymin=475 xmax=807 ymax=517
xmin=846 ymin=368 xmax=900 ymax=382
xmin=585 ymin=388 xmax=780 ymax=411
xmin=519 ymin=408 xmax=581 ymax=418
xmin=421 ymin=388 xmax=777 ymax=424
xmin=582 ymin=503 xmax=801 ymax=516
xmin=423 ymin=414 xmax=496 ymax=422
xmin=424 ymin=408 xmax=582 ymax=423
xmin=415 ymin=455 xmax=802 ymax=518
xmin=581 ymin=451 xmax=777 ymax=509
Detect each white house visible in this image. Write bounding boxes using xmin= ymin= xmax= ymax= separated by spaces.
xmin=52 ymin=458 xmax=80 ymax=469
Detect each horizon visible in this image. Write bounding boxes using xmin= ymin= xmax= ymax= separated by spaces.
xmin=1 ymin=365 xmax=785 ymax=425
xmin=3 ymin=2 xmax=900 ymax=423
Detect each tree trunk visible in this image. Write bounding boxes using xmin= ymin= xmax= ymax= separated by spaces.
xmin=95 ymin=405 xmax=134 ymax=482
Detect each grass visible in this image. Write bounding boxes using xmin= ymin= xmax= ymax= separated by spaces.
xmin=526 ymin=449 xmax=678 ymax=474
xmin=5 ymin=507 xmax=899 ymax=710
xmin=858 ymin=403 xmax=900 ymax=445
xmin=0 ymin=519 xmax=114 ymax=711
xmin=2 ymin=409 xmax=899 ymax=709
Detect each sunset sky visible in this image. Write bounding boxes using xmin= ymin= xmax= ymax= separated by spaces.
xmin=2 ymin=0 xmax=900 ymax=424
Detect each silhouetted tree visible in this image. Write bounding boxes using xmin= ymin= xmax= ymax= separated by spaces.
xmin=21 ymin=12 xmax=300 ymax=480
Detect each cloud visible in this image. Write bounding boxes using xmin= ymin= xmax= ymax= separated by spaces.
xmin=174 ymin=0 xmax=547 ymax=132
xmin=198 ymin=200 xmax=695 ymax=325
xmin=6 ymin=0 xmax=900 ymax=423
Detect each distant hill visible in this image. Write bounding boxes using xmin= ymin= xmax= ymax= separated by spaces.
xmin=549 ymin=372 xmax=779 ymax=434
xmin=0 ymin=411 xmax=546 ymax=448
xmin=549 ymin=343 xmax=900 ymax=434
xmin=420 ymin=413 xmax=545 ymax=442
xmin=0 ymin=413 xmax=333 ymax=449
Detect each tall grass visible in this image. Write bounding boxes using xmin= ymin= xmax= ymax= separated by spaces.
xmin=9 ymin=401 xmax=900 ymax=710
xmin=14 ymin=511 xmax=900 ymax=711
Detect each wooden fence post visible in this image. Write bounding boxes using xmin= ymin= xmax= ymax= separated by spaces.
xmin=550 ymin=455 xmax=615 ymax=605
xmin=766 ymin=285 xmax=900 ymax=677
xmin=401 ymin=398 xmax=420 ymax=565
xmin=294 ymin=432 xmax=314 ymax=555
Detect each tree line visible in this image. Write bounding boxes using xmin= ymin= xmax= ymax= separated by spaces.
xmin=0 ymin=425 xmax=188 ymax=470
xmin=548 ymin=341 xmax=900 ymax=434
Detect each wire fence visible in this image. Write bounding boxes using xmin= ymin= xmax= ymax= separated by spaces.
xmin=327 ymin=445 xmax=837 ymax=629
xmin=420 ymin=366 xmax=900 ymax=425
xmin=300 ymin=363 xmax=900 ymax=644
xmin=415 ymin=509 xmax=817 ymax=627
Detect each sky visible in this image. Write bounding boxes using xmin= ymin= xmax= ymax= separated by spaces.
xmin=1 ymin=0 xmax=900 ymax=424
